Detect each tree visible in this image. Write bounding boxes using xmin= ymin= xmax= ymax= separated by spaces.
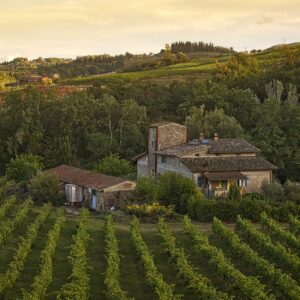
xmin=228 ymin=182 xmax=241 ymax=201
xmin=158 ymin=172 xmax=205 ymax=214
xmin=187 ymin=106 xmax=245 ymax=139
xmin=29 ymin=172 xmax=64 ymax=205
xmin=2 ymin=87 xmax=45 ymax=156
xmin=216 ymin=53 xmax=260 ymax=79
xmin=134 ymin=177 xmax=158 ymax=203
xmin=176 ymin=52 xmax=188 ymax=63
xmin=98 ymin=96 xmax=121 ymax=154
xmin=94 ymin=154 xmax=134 ymax=177
xmin=86 ymin=132 xmax=112 ymax=165
xmin=6 ymin=154 xmax=43 ymax=186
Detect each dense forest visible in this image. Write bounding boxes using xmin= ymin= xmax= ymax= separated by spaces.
xmin=0 ymin=43 xmax=299 ymax=183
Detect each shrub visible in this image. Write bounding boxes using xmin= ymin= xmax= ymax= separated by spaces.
xmin=261 ymin=180 xmax=285 ymax=201
xmin=271 ymin=201 xmax=300 ymax=221
xmin=134 ymin=177 xmax=158 ymax=203
xmin=29 ymin=172 xmax=64 ymax=205
xmin=190 ymin=199 xmax=240 ymax=222
xmin=189 ymin=198 xmax=299 ymax=222
xmin=158 ymin=172 xmax=205 ymax=214
xmin=284 ymin=181 xmax=300 ymax=204
xmin=126 ymin=202 xmax=175 ymax=220
xmin=238 ymin=198 xmax=272 ymax=221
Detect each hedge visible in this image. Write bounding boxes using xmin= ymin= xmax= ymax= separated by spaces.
xmin=188 ymin=198 xmax=300 ymax=222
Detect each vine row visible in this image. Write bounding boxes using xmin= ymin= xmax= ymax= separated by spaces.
xmin=236 ymin=215 xmax=300 ymax=281
xmin=260 ymin=212 xmax=300 ymax=253
xmin=0 ymin=196 xmax=16 ymax=220
xmin=212 ymin=217 xmax=300 ymax=300
xmin=104 ymin=215 xmax=130 ymax=300
xmin=182 ymin=216 xmax=271 ymax=300
xmin=23 ymin=209 xmax=66 ymax=299
xmin=0 ymin=203 xmax=52 ymax=295
xmin=157 ymin=218 xmax=230 ymax=300
xmin=288 ymin=214 xmax=300 ymax=236
xmin=0 ymin=198 xmax=33 ymax=248
xmin=131 ymin=217 xmax=179 ymax=300
xmin=58 ymin=209 xmax=90 ymax=300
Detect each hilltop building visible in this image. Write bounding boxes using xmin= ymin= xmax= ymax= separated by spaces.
xmin=134 ymin=122 xmax=277 ymax=198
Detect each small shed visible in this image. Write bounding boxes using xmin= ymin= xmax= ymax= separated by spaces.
xmin=46 ymin=165 xmax=136 ymax=211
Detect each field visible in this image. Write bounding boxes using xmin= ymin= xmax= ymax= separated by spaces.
xmin=0 ymin=196 xmax=299 ymax=299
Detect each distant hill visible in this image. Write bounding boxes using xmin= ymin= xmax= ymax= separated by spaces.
xmin=1 ymin=41 xmax=299 ymax=87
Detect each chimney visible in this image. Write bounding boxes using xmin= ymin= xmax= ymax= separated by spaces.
xmin=199 ymin=132 xmax=204 ymax=143
xmin=213 ymin=133 xmax=219 ymax=142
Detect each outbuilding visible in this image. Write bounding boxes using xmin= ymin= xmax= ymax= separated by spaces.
xmin=46 ymin=164 xmax=136 ymax=211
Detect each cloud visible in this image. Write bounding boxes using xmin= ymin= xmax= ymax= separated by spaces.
xmin=256 ymin=16 xmax=274 ymax=25
xmin=0 ymin=0 xmax=299 ymax=57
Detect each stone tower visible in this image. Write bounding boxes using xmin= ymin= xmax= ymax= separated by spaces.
xmin=148 ymin=121 xmax=187 ymax=176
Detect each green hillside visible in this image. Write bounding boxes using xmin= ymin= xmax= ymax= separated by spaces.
xmin=62 ymin=43 xmax=300 ymax=85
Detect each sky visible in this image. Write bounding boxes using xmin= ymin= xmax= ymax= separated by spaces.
xmin=0 ymin=0 xmax=299 ymax=61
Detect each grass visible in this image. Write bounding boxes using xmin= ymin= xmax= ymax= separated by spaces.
xmin=61 ymin=55 xmax=229 ymax=85
xmin=0 ymin=205 xmax=297 ymax=300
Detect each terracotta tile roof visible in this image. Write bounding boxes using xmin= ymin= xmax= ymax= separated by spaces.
xmin=45 ymin=165 xmax=129 ymax=190
xmin=154 ymin=143 xmax=206 ymax=157
xmin=204 ymin=172 xmax=247 ymax=181
xmin=154 ymin=138 xmax=260 ymax=157
xmin=180 ymin=156 xmax=277 ymax=173
xmin=208 ymin=138 xmax=260 ymax=154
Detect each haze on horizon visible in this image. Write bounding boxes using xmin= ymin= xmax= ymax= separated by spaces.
xmin=0 ymin=0 xmax=299 ymax=61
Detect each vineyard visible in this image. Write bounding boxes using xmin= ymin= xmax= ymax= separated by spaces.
xmin=0 ymin=196 xmax=299 ymax=299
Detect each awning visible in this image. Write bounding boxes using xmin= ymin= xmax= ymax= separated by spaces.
xmin=203 ymin=172 xmax=247 ymax=181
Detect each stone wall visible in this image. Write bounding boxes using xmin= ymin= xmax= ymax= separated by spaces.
xmin=157 ymin=123 xmax=187 ymax=151
xmin=148 ymin=123 xmax=187 ymax=176
xmin=137 ymin=155 xmax=149 ymax=178
xmin=241 ymin=170 xmax=272 ymax=193
xmin=157 ymin=156 xmax=193 ymax=179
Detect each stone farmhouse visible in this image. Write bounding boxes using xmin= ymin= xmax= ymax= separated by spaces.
xmin=135 ymin=122 xmax=277 ymax=197
xmin=46 ymin=165 xmax=136 ymax=211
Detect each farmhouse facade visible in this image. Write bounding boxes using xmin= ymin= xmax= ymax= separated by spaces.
xmin=135 ymin=122 xmax=277 ymax=197
xmin=46 ymin=165 xmax=136 ymax=211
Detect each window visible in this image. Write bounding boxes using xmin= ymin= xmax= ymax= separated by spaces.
xmin=197 ymin=176 xmax=202 ymax=187
xmin=221 ymin=180 xmax=227 ymax=190
xmin=245 ymin=176 xmax=250 ymax=187
xmin=161 ymin=156 xmax=167 ymax=164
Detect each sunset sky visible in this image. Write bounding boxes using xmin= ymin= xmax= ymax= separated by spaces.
xmin=0 ymin=0 xmax=299 ymax=61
